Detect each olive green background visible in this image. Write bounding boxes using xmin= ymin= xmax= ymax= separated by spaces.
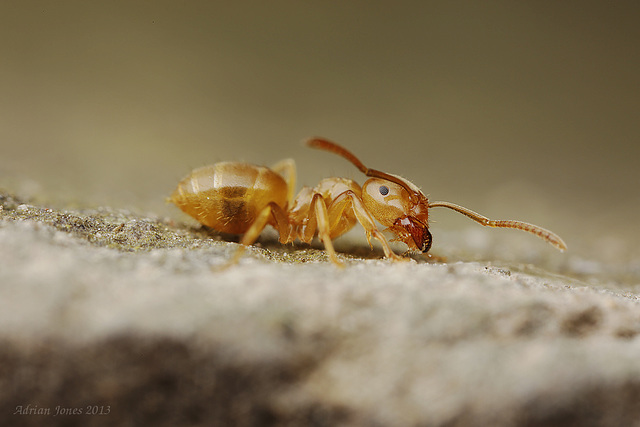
xmin=1 ymin=1 xmax=638 ymax=260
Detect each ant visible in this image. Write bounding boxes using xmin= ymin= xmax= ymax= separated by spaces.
xmin=170 ymin=137 xmax=566 ymax=266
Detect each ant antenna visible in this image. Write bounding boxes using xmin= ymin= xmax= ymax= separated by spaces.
xmin=429 ymin=201 xmax=567 ymax=251
xmin=306 ymin=137 xmax=421 ymax=202
xmin=307 ymin=137 xmax=566 ymax=252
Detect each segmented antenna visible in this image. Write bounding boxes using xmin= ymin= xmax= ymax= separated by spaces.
xmin=306 ymin=137 xmax=420 ymax=201
xmin=428 ymin=201 xmax=567 ymax=251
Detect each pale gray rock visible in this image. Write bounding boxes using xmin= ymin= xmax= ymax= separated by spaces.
xmin=1 ymin=192 xmax=639 ymax=426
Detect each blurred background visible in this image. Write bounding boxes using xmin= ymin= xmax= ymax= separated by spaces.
xmin=1 ymin=1 xmax=638 ymax=263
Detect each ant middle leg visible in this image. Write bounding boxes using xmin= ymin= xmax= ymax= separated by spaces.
xmin=306 ymin=193 xmax=344 ymax=267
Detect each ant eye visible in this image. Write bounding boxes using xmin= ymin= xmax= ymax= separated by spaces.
xmin=379 ymin=185 xmax=389 ymax=196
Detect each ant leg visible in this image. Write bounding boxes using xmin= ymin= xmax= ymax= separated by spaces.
xmin=327 ymin=191 xmax=404 ymax=262
xmin=271 ymin=158 xmax=296 ymax=204
xmin=306 ymin=193 xmax=344 ymax=267
xmin=224 ymin=202 xmax=291 ymax=266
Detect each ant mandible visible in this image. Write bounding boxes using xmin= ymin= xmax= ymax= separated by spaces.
xmin=170 ymin=137 xmax=566 ymax=266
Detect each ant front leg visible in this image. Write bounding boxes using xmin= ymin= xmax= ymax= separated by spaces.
xmin=327 ymin=191 xmax=404 ymax=262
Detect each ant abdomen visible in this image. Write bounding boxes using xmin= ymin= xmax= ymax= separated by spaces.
xmin=171 ymin=162 xmax=288 ymax=234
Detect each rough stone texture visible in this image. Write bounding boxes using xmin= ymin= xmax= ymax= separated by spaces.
xmin=1 ymin=191 xmax=639 ymax=426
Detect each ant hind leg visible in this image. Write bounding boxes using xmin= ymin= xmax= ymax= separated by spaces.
xmin=219 ymin=202 xmax=291 ymax=268
xmin=271 ymin=159 xmax=296 ymax=204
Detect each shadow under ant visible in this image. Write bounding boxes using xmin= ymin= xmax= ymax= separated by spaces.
xmin=195 ymin=224 xmax=443 ymax=265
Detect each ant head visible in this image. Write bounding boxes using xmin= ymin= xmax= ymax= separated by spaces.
xmin=307 ymin=137 xmax=432 ymax=253
xmin=307 ymin=137 xmax=568 ymax=254
xmin=362 ymin=176 xmax=431 ymax=252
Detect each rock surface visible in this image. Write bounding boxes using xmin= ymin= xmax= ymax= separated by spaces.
xmin=1 ymin=191 xmax=639 ymax=426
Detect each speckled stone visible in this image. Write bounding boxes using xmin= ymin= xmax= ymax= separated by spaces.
xmin=1 ymin=192 xmax=639 ymax=426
